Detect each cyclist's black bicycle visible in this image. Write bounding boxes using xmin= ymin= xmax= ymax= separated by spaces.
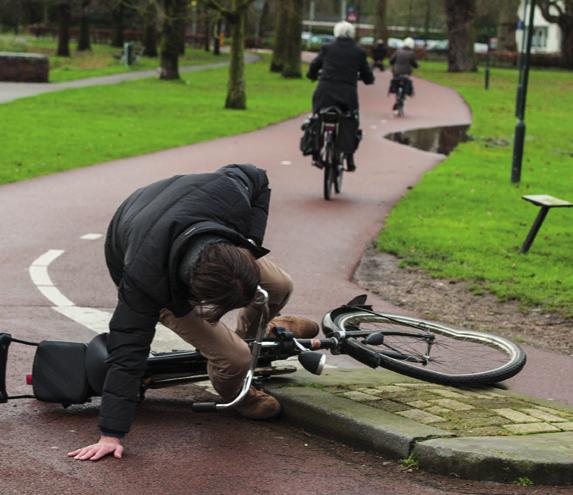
xmin=316 ymin=107 xmax=350 ymax=201
xmin=0 ymin=293 xmax=527 ymax=411
xmin=390 ymin=75 xmax=413 ymax=117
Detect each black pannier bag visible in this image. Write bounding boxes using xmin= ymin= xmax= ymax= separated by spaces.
xmin=299 ymin=115 xmax=322 ymax=156
xmin=335 ymin=113 xmax=361 ymax=155
xmin=389 ymin=77 xmax=414 ymax=96
xmin=32 ymin=340 xmax=92 ymax=405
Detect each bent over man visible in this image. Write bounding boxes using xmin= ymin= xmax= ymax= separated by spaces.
xmin=68 ymin=164 xmax=318 ymax=461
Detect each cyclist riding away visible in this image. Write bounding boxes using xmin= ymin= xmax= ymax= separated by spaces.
xmin=389 ymin=37 xmax=418 ymax=114
xmin=371 ymin=38 xmax=387 ymax=71
xmin=305 ymin=21 xmax=374 ymax=172
xmin=67 ymin=164 xmax=319 ymax=461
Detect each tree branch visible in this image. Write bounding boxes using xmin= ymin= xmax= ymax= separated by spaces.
xmin=200 ymin=0 xmax=232 ymax=19
xmin=538 ymin=0 xmax=564 ymax=24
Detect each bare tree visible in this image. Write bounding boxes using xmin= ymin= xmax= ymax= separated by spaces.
xmin=159 ymin=0 xmax=187 ymax=79
xmin=374 ymin=0 xmax=388 ymax=40
xmin=110 ymin=0 xmax=126 ymax=47
xmin=202 ymin=0 xmax=256 ymax=109
xmin=538 ymin=0 xmax=573 ymax=68
xmin=57 ymin=0 xmax=72 ymax=56
xmin=142 ymin=0 xmax=159 ymax=57
xmin=444 ymin=0 xmax=477 ymax=72
xmin=77 ymin=0 xmax=92 ymax=51
xmin=497 ymin=0 xmax=520 ymax=52
xmin=270 ymin=0 xmax=288 ymax=72
xmin=281 ymin=0 xmax=303 ymax=78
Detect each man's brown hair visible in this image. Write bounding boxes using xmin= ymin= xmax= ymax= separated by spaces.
xmin=188 ymin=244 xmax=260 ymax=323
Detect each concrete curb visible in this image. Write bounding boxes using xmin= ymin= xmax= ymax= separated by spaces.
xmin=265 ymin=368 xmax=573 ymax=485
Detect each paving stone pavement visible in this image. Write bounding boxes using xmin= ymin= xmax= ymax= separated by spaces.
xmin=266 ymin=367 xmax=573 ymax=484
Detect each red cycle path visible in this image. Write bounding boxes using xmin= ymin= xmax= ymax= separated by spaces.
xmin=1 ymin=70 xmax=571 ymax=494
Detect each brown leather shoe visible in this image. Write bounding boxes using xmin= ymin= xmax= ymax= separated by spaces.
xmin=267 ymin=315 xmax=319 ymax=339
xmin=234 ymin=386 xmax=281 ymax=420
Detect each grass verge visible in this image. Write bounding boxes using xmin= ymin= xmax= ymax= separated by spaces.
xmin=0 ymin=34 xmax=227 ymax=82
xmin=378 ymin=62 xmax=573 ymax=316
xmin=0 ymin=58 xmax=311 ymax=184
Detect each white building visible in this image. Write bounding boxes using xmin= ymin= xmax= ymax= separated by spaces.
xmin=516 ymin=0 xmax=562 ymax=54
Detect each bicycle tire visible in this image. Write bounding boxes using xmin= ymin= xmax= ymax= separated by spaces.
xmin=323 ymin=310 xmax=526 ymax=386
xmin=323 ymin=138 xmax=335 ymax=200
xmin=334 ymin=155 xmax=344 ymax=194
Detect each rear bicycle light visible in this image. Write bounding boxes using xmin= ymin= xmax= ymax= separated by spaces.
xmin=26 ymin=374 xmax=33 ymax=386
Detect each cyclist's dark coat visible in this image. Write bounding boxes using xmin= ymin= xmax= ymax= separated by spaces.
xmin=371 ymin=42 xmax=387 ymax=63
xmin=307 ymin=37 xmax=374 ymax=113
xmin=390 ymin=47 xmax=418 ymax=76
xmin=101 ymin=164 xmax=270 ymax=434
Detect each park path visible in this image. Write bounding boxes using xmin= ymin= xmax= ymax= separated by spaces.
xmin=0 ymin=52 xmax=258 ymax=104
xmin=0 ymin=63 xmax=572 ymax=494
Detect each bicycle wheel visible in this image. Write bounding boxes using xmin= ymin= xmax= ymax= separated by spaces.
xmin=334 ymin=154 xmax=344 ymax=194
xmin=325 ymin=310 xmax=526 ymax=386
xmin=323 ymin=139 xmax=335 ymax=200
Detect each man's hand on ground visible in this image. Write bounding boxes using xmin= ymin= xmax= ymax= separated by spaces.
xmin=67 ymin=435 xmax=124 ymax=461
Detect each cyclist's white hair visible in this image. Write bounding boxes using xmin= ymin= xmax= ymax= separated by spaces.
xmin=333 ymin=21 xmax=355 ymax=39
xmin=403 ymin=37 xmax=415 ymax=49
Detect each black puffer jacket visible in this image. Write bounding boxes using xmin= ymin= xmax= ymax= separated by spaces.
xmin=307 ymin=37 xmax=374 ymax=113
xmin=101 ymin=164 xmax=270 ymax=434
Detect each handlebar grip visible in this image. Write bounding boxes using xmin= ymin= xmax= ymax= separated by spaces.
xmin=340 ymin=338 xmax=380 ymax=369
xmin=191 ymin=401 xmax=218 ymax=412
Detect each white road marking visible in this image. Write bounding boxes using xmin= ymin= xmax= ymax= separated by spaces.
xmin=37 ymin=286 xmax=75 ymax=307
xmin=370 ymin=125 xmax=378 ymax=129
xmin=28 ymin=265 xmax=53 ymax=286
xmin=29 ymin=249 xmax=194 ymax=353
xmin=81 ymin=233 xmax=103 ymax=240
xmin=31 ymin=249 xmax=64 ymax=267
xmin=280 ymin=160 xmax=292 ymax=165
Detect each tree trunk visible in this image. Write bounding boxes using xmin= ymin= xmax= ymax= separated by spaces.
xmin=497 ymin=0 xmax=519 ymax=52
xmin=213 ymin=17 xmax=222 ymax=55
xmin=281 ymin=0 xmax=303 ymax=78
xmin=77 ymin=0 xmax=92 ymax=52
xmin=538 ymin=0 xmax=573 ymax=69
xmin=444 ymin=0 xmax=477 ymax=72
xmin=174 ymin=1 xmax=187 ymax=55
xmin=562 ymin=24 xmax=573 ymax=68
xmin=57 ymin=1 xmax=71 ymax=57
xmin=203 ymin=6 xmax=211 ymax=52
xmin=226 ymin=9 xmax=246 ymax=109
xmin=111 ymin=1 xmax=125 ymax=48
xmin=270 ymin=0 xmax=288 ymax=72
xmin=374 ymin=0 xmax=388 ymax=40
xmin=160 ymin=0 xmax=182 ymax=80
xmin=142 ymin=0 xmax=158 ymax=57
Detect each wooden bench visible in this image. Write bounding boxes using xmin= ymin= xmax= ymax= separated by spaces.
xmin=520 ymin=195 xmax=573 ymax=253
xmin=0 ymin=52 xmax=49 ymax=82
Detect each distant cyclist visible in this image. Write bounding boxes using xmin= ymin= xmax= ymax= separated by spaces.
xmin=306 ymin=21 xmax=374 ymax=172
xmin=389 ymin=37 xmax=418 ymax=113
xmin=371 ymin=38 xmax=387 ymax=71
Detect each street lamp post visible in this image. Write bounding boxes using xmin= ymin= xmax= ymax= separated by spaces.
xmin=511 ymin=0 xmax=536 ymax=184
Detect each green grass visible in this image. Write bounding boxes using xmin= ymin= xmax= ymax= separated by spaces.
xmin=0 ymin=58 xmax=311 ymax=183
xmin=378 ymin=61 xmax=573 ymax=316
xmin=0 ymin=34 xmax=227 ymax=82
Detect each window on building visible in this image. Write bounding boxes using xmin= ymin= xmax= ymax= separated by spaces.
xmin=531 ymin=27 xmax=548 ymax=48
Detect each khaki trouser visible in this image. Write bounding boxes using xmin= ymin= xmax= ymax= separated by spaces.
xmin=160 ymin=257 xmax=293 ymax=401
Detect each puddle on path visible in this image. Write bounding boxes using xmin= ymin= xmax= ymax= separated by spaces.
xmin=384 ymin=124 xmax=470 ymax=155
